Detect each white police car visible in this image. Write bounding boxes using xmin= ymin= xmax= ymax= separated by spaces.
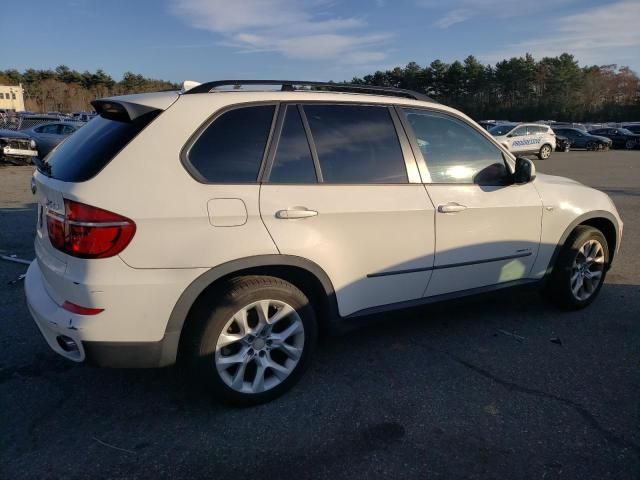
xmin=489 ymin=123 xmax=556 ymax=159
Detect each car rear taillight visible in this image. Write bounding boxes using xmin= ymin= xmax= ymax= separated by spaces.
xmin=46 ymin=199 xmax=136 ymax=258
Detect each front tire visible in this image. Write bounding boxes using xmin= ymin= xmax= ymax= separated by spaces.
xmin=625 ymin=139 xmax=636 ymax=150
xmin=545 ymin=226 xmax=609 ymax=309
xmin=538 ymin=144 xmax=552 ymax=160
xmin=185 ymin=276 xmax=317 ymax=406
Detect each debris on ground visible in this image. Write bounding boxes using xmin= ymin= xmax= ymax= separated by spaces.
xmin=92 ymin=437 xmax=136 ymax=454
xmin=497 ymin=329 xmax=525 ymax=342
xmin=1 ymin=254 xmax=33 ymax=265
xmin=550 ymin=337 xmax=563 ymax=346
xmin=7 ymin=273 xmax=26 ymax=285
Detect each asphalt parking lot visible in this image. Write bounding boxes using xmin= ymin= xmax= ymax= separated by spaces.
xmin=1 ymin=150 xmax=639 ymax=479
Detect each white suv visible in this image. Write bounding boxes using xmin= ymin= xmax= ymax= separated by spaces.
xmin=489 ymin=123 xmax=556 ymax=159
xmin=25 ymin=80 xmax=622 ymax=405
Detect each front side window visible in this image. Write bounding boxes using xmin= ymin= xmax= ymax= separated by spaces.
xmin=488 ymin=124 xmax=515 ymax=136
xmin=402 ymin=108 xmax=508 ymax=185
xmin=187 ymin=105 xmax=275 ymax=183
xmin=269 ymin=105 xmax=316 ymax=183
xmin=511 ymin=126 xmax=527 ymax=137
xmin=303 ymin=104 xmax=408 ymax=184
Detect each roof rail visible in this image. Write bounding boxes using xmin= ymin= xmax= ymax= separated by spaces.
xmin=182 ymin=80 xmax=435 ymax=102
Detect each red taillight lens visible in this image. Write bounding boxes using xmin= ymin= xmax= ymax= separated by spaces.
xmin=62 ymin=300 xmax=104 ymax=315
xmin=46 ymin=199 xmax=136 ymax=259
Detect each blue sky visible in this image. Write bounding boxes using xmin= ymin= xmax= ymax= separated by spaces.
xmin=2 ymin=0 xmax=639 ymax=83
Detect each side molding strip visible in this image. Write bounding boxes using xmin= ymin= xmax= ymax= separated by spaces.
xmin=367 ymin=252 xmax=532 ymax=278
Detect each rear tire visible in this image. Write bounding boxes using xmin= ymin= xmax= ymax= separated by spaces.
xmin=625 ymin=139 xmax=636 ymax=150
xmin=545 ymin=226 xmax=609 ymax=310
xmin=538 ymin=144 xmax=552 ymax=160
xmin=586 ymin=141 xmax=596 ymax=151
xmin=185 ymin=276 xmax=317 ymax=406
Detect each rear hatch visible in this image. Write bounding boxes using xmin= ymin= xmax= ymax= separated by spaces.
xmin=33 ymin=91 xmax=179 ymax=301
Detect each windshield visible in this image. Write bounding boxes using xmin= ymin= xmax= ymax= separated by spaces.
xmin=488 ymin=124 xmax=515 ymax=136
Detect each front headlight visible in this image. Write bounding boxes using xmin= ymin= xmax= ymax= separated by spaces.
xmin=30 ymin=139 xmax=36 ymax=149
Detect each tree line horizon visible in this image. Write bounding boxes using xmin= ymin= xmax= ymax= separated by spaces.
xmin=1 ymin=52 xmax=639 ymax=121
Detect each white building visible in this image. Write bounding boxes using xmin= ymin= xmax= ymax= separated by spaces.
xmin=0 ymin=84 xmax=25 ymax=112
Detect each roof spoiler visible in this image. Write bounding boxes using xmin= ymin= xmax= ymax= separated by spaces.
xmin=91 ymin=99 xmax=159 ymax=122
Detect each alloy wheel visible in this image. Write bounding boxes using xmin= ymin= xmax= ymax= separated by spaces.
xmin=570 ymin=239 xmax=605 ymax=301
xmin=540 ymin=145 xmax=551 ymax=159
xmin=215 ymin=299 xmax=305 ymax=394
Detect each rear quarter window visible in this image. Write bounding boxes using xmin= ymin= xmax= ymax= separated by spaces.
xmin=185 ymin=105 xmax=276 ymax=183
xmin=43 ymin=111 xmax=159 ymax=182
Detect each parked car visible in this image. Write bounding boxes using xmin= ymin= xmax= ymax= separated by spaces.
xmin=555 ymin=135 xmax=571 ymax=152
xmin=14 ymin=114 xmax=67 ymax=131
xmin=589 ymin=127 xmax=640 ymax=150
xmin=553 ymin=122 xmax=587 ymax=132
xmin=621 ymin=124 xmax=640 ymax=134
xmin=70 ymin=111 xmax=95 ymax=122
xmin=25 ymin=80 xmax=623 ymax=405
xmin=489 ymin=123 xmax=556 ymax=159
xmin=551 ymin=128 xmax=612 ymax=150
xmin=24 ymin=121 xmax=84 ymax=157
xmin=0 ymin=129 xmax=38 ymax=164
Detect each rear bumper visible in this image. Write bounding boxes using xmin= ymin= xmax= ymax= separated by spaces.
xmin=25 ymin=260 xmax=181 ymax=368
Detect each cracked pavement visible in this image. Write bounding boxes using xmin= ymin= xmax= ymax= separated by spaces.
xmin=1 ymin=151 xmax=639 ymax=479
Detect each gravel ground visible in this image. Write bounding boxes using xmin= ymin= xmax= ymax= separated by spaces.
xmin=0 ymin=150 xmax=638 ymax=479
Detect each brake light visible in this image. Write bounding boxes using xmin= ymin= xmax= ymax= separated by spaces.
xmin=46 ymin=199 xmax=136 ymax=258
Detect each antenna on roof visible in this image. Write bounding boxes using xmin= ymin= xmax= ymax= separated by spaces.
xmin=180 ymin=80 xmax=202 ymax=93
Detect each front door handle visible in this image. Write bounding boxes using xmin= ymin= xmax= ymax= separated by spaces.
xmin=437 ymin=202 xmax=467 ymax=213
xmin=276 ymin=207 xmax=318 ymax=219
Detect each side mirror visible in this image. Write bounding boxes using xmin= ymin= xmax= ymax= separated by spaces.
xmin=506 ymin=133 xmax=513 ymax=138
xmin=513 ymin=157 xmax=536 ymax=184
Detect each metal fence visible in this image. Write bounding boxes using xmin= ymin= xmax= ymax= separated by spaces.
xmin=0 ymin=115 xmax=85 ymax=131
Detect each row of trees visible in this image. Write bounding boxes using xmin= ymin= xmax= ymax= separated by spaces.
xmin=351 ymin=53 xmax=640 ymax=121
xmin=0 ymin=66 xmax=178 ymax=113
xmin=2 ymin=53 xmax=639 ymax=120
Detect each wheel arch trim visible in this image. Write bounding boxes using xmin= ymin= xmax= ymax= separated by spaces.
xmin=544 ymin=210 xmax=620 ymax=278
xmin=161 ymin=255 xmax=340 ymax=362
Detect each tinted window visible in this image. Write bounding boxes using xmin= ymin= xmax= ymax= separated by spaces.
xmin=37 ymin=124 xmax=59 ymax=134
xmin=488 ymin=124 xmax=515 ymax=136
xmin=187 ymin=105 xmax=275 ymax=183
xmin=270 ymin=106 xmax=316 ymax=183
xmin=403 ymin=109 xmax=508 ymax=185
xmin=43 ymin=111 xmax=159 ymax=182
xmin=511 ymin=126 xmax=527 ymax=136
xmin=304 ymin=104 xmax=407 ymax=184
xmin=60 ymin=125 xmax=76 ymax=135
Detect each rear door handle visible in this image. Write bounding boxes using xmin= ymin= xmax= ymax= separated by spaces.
xmin=276 ymin=207 xmax=318 ymax=219
xmin=437 ymin=202 xmax=467 ymax=213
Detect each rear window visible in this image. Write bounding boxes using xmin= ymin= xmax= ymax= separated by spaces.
xmin=42 ymin=111 xmax=159 ymax=182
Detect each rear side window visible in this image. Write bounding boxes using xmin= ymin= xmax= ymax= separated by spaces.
xmin=43 ymin=112 xmax=159 ymax=182
xmin=304 ymin=104 xmax=407 ymax=184
xmin=269 ymin=106 xmax=317 ymax=183
xmin=186 ymin=105 xmax=275 ymax=183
